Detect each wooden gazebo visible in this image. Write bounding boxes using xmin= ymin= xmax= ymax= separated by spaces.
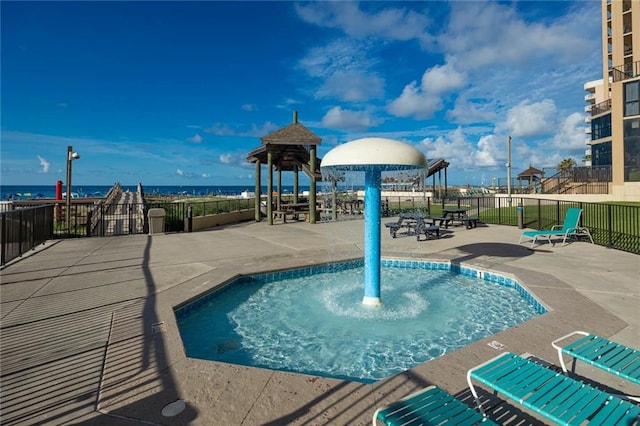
xmin=518 ymin=166 xmax=544 ymax=184
xmin=517 ymin=165 xmax=544 ymax=192
xmin=247 ymin=111 xmax=322 ymax=224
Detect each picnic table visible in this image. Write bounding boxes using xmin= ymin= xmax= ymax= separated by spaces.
xmin=385 ymin=212 xmax=439 ymax=240
xmin=428 ymin=208 xmax=479 ymax=229
xmin=273 ymin=203 xmax=310 ymax=222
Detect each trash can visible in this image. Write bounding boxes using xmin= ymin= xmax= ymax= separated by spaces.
xmin=148 ymin=208 xmax=166 ymax=235
xmin=517 ymin=202 xmax=524 ymax=229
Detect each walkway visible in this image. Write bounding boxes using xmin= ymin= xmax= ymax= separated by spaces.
xmin=0 ymin=220 xmax=638 ymax=425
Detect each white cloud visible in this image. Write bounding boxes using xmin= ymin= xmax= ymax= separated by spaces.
xmin=204 ymin=123 xmax=236 ymax=136
xmin=549 ymin=112 xmax=589 ymax=152
xmin=240 ymin=121 xmax=280 ymax=138
xmin=388 ymin=63 xmax=467 ymax=119
xmin=242 ymin=104 xmax=258 ymax=111
xmin=321 ymin=107 xmax=382 ymax=132
xmin=419 ymin=128 xmax=481 ymax=168
xmin=203 ymin=122 xmax=278 ymax=138
xmin=187 ymin=134 xmax=202 ymax=143
xmin=298 ymin=38 xmax=384 ymax=102
xmin=502 ymin=99 xmax=557 ymax=138
xmin=219 ymin=153 xmax=247 ymax=166
xmin=317 ymin=72 xmax=384 ymax=103
xmin=475 ymin=134 xmax=502 ymax=167
xmin=37 ymin=155 xmax=50 ymax=173
xmin=201 ymin=172 xmax=211 ymax=178
xmin=441 ymin=2 xmax=598 ymax=71
xmin=295 ymin=2 xmax=433 ymax=45
xmin=176 ymin=169 xmax=183 ymax=176
xmin=447 ymin=98 xmax=497 ymax=125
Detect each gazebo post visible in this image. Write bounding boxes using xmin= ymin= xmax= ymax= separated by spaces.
xmin=277 ymin=165 xmax=282 ymax=211
xmin=309 ymin=145 xmax=317 ymax=224
xmin=293 ymin=165 xmax=299 ymax=204
xmin=332 ymin=180 xmax=337 ymax=221
xmin=254 ymin=160 xmax=261 ymax=222
xmin=267 ymin=151 xmax=273 ymax=225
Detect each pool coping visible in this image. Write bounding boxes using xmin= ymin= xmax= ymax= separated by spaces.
xmin=98 ymin=249 xmax=631 ymax=425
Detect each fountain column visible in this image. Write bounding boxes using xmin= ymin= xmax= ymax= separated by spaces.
xmin=363 ymin=169 xmax=382 ymax=305
xmin=320 ymin=137 xmax=426 ymax=307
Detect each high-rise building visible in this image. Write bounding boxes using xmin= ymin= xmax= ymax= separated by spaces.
xmin=588 ymin=0 xmax=640 ymax=199
xmin=584 ymin=78 xmax=607 ymax=167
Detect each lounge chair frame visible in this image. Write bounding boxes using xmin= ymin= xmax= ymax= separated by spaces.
xmin=519 ymin=207 xmax=594 ymax=247
xmin=552 ymin=330 xmax=640 ymax=386
xmin=467 ymin=352 xmax=640 ymax=425
xmin=373 ymin=385 xmax=497 ymax=425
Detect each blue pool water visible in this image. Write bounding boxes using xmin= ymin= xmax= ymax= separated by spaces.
xmin=175 ymin=260 xmax=546 ymax=383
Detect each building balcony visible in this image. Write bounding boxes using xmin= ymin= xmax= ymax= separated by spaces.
xmin=584 ymin=93 xmax=596 ymax=101
xmin=591 ymin=99 xmax=612 ymax=116
xmin=612 ymin=61 xmax=640 ymax=82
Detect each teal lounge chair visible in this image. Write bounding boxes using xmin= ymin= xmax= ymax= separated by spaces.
xmin=552 ymin=331 xmax=640 ymax=386
xmin=467 ymin=352 xmax=640 ymax=425
xmin=519 ymin=207 xmax=594 ymax=247
xmin=373 ymin=385 xmax=497 ymax=425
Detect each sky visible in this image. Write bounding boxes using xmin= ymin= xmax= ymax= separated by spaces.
xmin=1 ymin=1 xmax=603 ymax=187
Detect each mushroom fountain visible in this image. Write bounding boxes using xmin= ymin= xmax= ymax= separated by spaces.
xmin=321 ymin=138 xmax=427 ymax=306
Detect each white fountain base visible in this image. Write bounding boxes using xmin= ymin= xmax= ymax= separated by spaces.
xmin=362 ymin=296 xmax=382 ymax=306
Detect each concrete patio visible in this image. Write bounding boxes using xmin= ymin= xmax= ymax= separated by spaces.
xmin=1 ymin=219 xmax=638 ymax=425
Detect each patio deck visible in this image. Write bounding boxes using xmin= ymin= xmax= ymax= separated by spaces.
xmin=1 ymin=220 xmax=638 ymax=425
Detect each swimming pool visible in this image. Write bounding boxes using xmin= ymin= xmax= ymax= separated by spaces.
xmin=175 ymin=259 xmax=546 ymax=383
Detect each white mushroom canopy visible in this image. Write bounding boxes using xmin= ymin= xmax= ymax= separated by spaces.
xmin=321 ymin=137 xmax=427 ymax=172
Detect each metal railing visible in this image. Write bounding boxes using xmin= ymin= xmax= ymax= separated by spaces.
xmin=1 ymin=205 xmax=54 ymax=266
xmin=2 ymin=196 xmax=639 ymax=266
xmin=377 ymin=195 xmax=639 ymax=254
xmin=591 ymin=99 xmax=612 ymax=116
xmin=612 ymin=60 xmax=640 ymax=82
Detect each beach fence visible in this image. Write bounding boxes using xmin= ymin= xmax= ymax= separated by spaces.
xmin=1 ymin=204 xmax=54 ymax=266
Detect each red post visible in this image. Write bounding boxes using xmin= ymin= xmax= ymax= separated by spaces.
xmin=56 ymin=180 xmax=63 ymax=221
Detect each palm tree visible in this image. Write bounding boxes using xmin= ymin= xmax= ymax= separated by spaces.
xmin=557 ymin=158 xmax=576 ymax=177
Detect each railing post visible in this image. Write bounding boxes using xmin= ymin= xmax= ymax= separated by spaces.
xmin=86 ymin=211 xmax=92 ymax=237
xmin=18 ymin=210 xmax=24 ymax=257
xmin=1 ymin=214 xmax=6 ymax=266
xmin=607 ymin=204 xmax=613 ymax=248
xmin=31 ymin=208 xmax=36 ymax=249
xmin=100 ymin=203 xmax=105 ymax=237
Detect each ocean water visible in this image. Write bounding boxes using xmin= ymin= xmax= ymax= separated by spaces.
xmin=0 ymin=184 xmax=359 ymax=200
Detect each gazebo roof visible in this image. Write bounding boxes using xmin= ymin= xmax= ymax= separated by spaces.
xmin=260 ymin=122 xmax=322 ymax=146
xmin=247 ymin=112 xmax=322 ymax=177
xmin=518 ymin=166 xmax=544 ymax=178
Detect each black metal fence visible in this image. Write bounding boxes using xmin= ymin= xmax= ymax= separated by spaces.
xmin=1 ymin=205 xmax=54 ymax=266
xmin=378 ymin=195 xmax=640 ymax=254
xmin=2 ymin=196 xmax=639 ymax=266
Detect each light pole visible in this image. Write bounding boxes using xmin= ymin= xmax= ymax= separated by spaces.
xmin=66 ymin=145 xmax=80 ymax=234
xmin=507 ymin=135 xmax=512 ymax=207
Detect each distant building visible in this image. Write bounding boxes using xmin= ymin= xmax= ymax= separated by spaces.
xmin=587 ymin=0 xmax=640 ymax=199
xmin=583 ymin=78 xmax=607 ymax=167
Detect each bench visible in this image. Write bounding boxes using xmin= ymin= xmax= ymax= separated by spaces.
xmin=414 ymin=222 xmax=440 ymax=241
xmin=460 ymin=217 xmax=479 ymax=229
xmin=272 ymin=210 xmax=289 ymax=223
xmin=385 ymin=217 xmax=406 ymax=238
